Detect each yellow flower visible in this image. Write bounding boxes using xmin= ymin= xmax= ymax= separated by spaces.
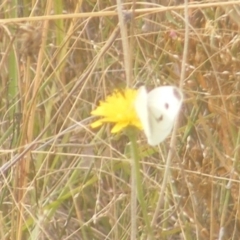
xmin=91 ymin=89 xmax=142 ymax=133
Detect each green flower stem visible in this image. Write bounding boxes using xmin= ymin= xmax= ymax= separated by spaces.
xmin=130 ymin=138 xmax=137 ymax=240
xmin=127 ymin=127 xmax=153 ymax=239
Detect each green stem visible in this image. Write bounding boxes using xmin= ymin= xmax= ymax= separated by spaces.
xmin=130 ymin=145 xmax=137 ymax=240
xmin=127 ymin=127 xmax=153 ymax=239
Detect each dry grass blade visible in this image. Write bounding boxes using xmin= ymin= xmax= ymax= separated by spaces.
xmin=0 ymin=1 xmax=240 ymax=239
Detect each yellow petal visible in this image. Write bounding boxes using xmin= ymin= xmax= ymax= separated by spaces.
xmin=91 ymin=120 xmax=103 ymax=128
xmin=91 ymin=89 xmax=142 ymax=133
xmin=111 ymin=122 xmax=128 ymax=133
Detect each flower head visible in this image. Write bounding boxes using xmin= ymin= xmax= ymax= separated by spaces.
xmin=91 ymin=89 xmax=142 ymax=133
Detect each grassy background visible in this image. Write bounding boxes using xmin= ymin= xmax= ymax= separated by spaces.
xmin=0 ymin=1 xmax=240 ymax=239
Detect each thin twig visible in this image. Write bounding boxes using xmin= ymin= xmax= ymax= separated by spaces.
xmin=150 ymin=0 xmax=189 ymax=230
xmin=0 ymin=1 xmax=238 ymax=24
xmin=116 ymin=0 xmax=131 ymax=87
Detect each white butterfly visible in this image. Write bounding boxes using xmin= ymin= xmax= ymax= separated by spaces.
xmin=135 ymin=86 xmax=183 ymax=146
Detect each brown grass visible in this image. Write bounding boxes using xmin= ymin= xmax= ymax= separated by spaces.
xmin=0 ymin=1 xmax=240 ymax=239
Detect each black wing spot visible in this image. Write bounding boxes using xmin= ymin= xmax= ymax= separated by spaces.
xmin=165 ymin=103 xmax=169 ymax=109
xmin=173 ymin=88 xmax=182 ymax=101
xmin=156 ymin=115 xmax=163 ymax=122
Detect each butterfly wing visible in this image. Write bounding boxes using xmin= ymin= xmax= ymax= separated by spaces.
xmin=147 ymin=86 xmax=183 ymax=145
xmin=135 ymin=86 xmax=152 ymax=140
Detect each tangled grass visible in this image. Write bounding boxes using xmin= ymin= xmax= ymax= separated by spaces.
xmin=0 ymin=1 xmax=240 ymax=239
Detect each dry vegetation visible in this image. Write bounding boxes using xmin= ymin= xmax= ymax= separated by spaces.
xmin=0 ymin=0 xmax=240 ymax=239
